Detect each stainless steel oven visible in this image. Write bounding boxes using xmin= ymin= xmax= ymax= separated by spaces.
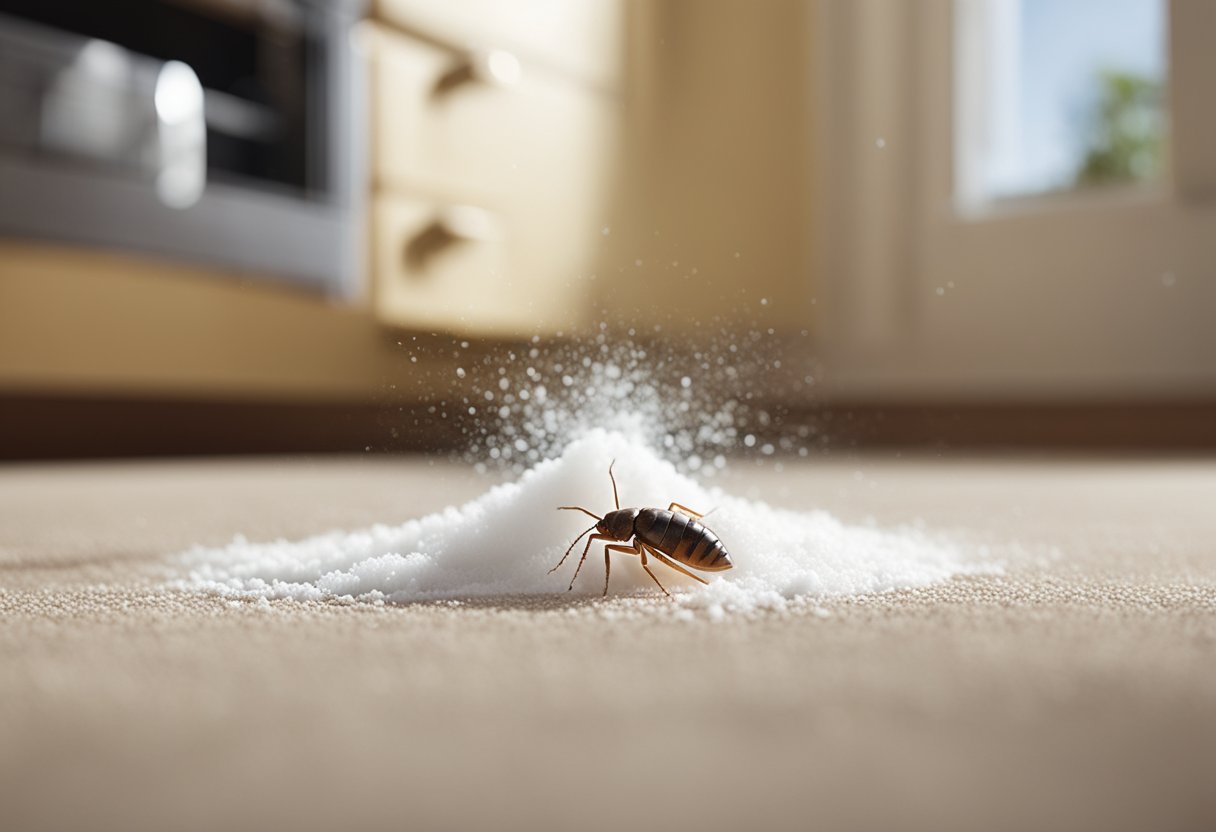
xmin=0 ymin=0 xmax=364 ymax=295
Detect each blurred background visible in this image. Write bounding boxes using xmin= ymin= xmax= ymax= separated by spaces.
xmin=1 ymin=0 xmax=1213 ymax=459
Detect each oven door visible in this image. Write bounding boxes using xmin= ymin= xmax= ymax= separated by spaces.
xmin=0 ymin=3 xmax=363 ymax=296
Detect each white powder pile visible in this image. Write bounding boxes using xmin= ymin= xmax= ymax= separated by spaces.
xmin=178 ymin=430 xmax=993 ymax=615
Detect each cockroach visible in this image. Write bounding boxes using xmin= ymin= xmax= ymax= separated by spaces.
xmin=551 ymin=460 xmax=733 ymax=597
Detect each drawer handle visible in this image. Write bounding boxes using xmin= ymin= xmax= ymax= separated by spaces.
xmin=405 ymin=206 xmax=502 ymax=268
xmin=434 ymin=49 xmax=522 ymax=95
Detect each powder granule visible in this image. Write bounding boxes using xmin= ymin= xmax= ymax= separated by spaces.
xmin=177 ymin=430 xmax=996 ymax=612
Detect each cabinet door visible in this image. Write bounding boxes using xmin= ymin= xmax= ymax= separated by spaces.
xmin=367 ymin=26 xmax=617 ymax=335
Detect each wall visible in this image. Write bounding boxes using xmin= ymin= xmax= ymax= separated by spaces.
xmin=597 ymin=0 xmax=817 ymax=337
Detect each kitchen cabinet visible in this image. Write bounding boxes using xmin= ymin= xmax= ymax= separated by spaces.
xmin=363 ymin=1 xmax=622 ymax=335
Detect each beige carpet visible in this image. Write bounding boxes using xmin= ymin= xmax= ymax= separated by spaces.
xmin=2 ymin=454 xmax=1215 ymax=832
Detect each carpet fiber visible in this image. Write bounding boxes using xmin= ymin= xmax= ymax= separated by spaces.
xmin=3 ymin=455 xmax=1214 ymax=831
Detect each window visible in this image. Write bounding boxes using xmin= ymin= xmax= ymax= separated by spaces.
xmin=814 ymin=0 xmax=1216 ymax=399
xmin=955 ymin=0 xmax=1168 ymax=207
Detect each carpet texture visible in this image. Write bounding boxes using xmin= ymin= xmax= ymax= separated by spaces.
xmin=2 ymin=455 xmax=1214 ymax=831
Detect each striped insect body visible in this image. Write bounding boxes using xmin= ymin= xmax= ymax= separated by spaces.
xmin=551 ymin=461 xmax=734 ymax=597
xmin=634 ymin=508 xmax=732 ymax=573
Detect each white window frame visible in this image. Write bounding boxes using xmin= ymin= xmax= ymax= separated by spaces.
xmin=813 ymin=0 xmax=1216 ymax=401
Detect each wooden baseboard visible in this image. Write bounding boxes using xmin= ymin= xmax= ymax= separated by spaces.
xmin=788 ymin=401 xmax=1216 ymax=452
xmin=2 ymin=394 xmax=1215 ymax=460
xmin=0 ymin=394 xmax=462 ymax=460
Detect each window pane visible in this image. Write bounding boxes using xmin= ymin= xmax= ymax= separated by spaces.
xmin=955 ymin=0 xmax=1167 ymax=205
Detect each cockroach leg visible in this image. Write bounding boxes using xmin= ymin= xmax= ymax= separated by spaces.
xmin=667 ymin=502 xmax=705 ymax=519
xmin=602 ymin=539 xmax=648 ymax=597
xmin=642 ymin=543 xmax=709 ymax=585
xmin=637 ymin=543 xmax=672 ymax=597
xmin=569 ymin=533 xmax=612 ymax=591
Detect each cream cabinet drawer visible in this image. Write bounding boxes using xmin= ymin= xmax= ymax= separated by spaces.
xmin=372 ymin=192 xmax=602 ymax=337
xmin=370 ymin=0 xmax=622 ymax=90
xmin=372 ymin=196 xmax=517 ymax=334
xmin=368 ymin=25 xmax=611 ymax=202
xmin=366 ymin=22 xmax=617 ymax=338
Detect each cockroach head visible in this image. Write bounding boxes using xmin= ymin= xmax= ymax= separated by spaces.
xmin=598 ymin=508 xmax=639 ymax=541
